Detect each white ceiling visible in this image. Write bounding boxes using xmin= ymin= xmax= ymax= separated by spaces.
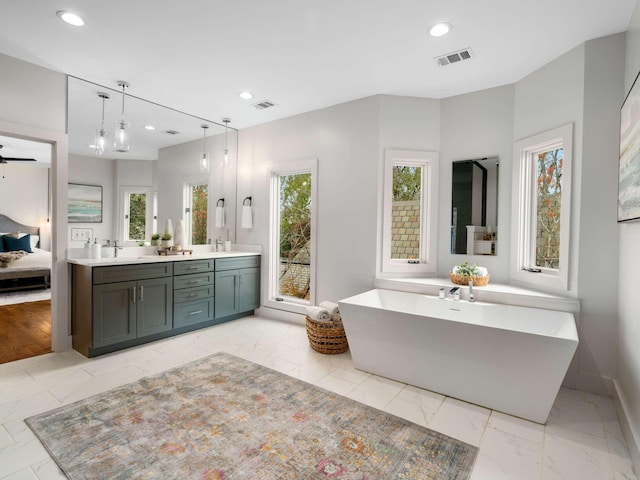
xmin=0 ymin=0 xmax=636 ymax=131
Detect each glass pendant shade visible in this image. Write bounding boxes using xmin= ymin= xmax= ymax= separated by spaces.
xmin=113 ymin=120 xmax=130 ymax=152
xmin=95 ymin=92 xmax=109 ymax=156
xmin=114 ymin=81 xmax=130 ymax=153
xmin=95 ymin=128 xmax=108 ymax=156
xmin=200 ymin=124 xmax=209 ymax=173
xmin=221 ymin=118 xmax=230 ymax=168
xmin=200 ymin=153 xmax=209 ymax=173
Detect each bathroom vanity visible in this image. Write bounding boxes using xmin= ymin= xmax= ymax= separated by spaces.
xmin=69 ymin=253 xmax=260 ymax=357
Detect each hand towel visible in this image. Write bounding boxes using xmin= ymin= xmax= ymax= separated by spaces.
xmin=241 ymin=205 xmax=253 ymax=229
xmin=305 ymin=306 xmax=331 ymax=322
xmin=318 ymin=301 xmax=339 ymax=317
xmin=215 ymin=206 xmax=225 ymax=228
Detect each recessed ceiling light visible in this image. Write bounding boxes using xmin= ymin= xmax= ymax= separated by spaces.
xmin=144 ymin=125 xmax=156 ymax=131
xmin=56 ymin=11 xmax=85 ymax=27
xmin=239 ymin=91 xmax=254 ymax=100
xmin=429 ymin=22 xmax=452 ymax=37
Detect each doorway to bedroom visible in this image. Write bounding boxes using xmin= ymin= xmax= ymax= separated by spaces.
xmin=0 ymin=135 xmax=53 ymax=364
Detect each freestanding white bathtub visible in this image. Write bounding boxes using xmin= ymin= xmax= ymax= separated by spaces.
xmin=338 ymin=289 xmax=578 ymax=424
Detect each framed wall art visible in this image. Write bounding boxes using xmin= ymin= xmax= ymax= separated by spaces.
xmin=619 ymin=70 xmax=640 ymax=222
xmin=68 ymin=183 xmax=103 ymax=223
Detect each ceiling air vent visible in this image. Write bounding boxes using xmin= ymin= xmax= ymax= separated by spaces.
xmin=435 ymin=48 xmax=474 ymax=67
xmin=252 ymin=100 xmax=276 ymax=110
xmin=164 ymin=130 xmax=180 ymax=135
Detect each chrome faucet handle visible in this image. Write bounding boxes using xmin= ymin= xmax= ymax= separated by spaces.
xmin=468 ymin=279 xmax=475 ymax=302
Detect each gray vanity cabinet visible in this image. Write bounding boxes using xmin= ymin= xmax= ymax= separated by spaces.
xmin=214 ymin=256 xmax=260 ymax=319
xmin=73 ymin=262 xmax=173 ymax=356
xmin=92 ymin=276 xmax=173 ymax=348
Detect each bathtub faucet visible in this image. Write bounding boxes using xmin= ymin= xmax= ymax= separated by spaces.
xmin=468 ymin=279 xmax=475 ymax=302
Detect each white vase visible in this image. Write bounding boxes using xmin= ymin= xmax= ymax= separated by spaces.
xmin=175 ymin=218 xmax=185 ymax=249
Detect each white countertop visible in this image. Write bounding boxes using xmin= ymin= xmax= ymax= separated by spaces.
xmin=68 ymin=251 xmax=260 ymax=267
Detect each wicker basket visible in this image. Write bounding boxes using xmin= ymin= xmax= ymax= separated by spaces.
xmin=449 ymin=272 xmax=490 ymax=287
xmin=306 ymin=316 xmax=349 ymax=354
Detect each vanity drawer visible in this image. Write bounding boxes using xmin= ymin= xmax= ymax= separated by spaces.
xmin=174 ymin=259 xmax=215 ymax=276
xmin=174 ymin=285 xmax=214 ymax=304
xmin=173 ymin=272 xmax=214 ymax=290
xmin=174 ymin=298 xmax=214 ymax=328
xmin=93 ymin=263 xmax=173 ymax=284
xmin=215 ymin=255 xmax=260 ymax=271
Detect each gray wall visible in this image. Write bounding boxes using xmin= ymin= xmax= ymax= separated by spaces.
xmin=619 ymin=0 xmax=640 ymax=468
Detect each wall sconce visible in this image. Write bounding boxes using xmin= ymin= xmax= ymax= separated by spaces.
xmin=113 ymin=81 xmax=130 ymax=152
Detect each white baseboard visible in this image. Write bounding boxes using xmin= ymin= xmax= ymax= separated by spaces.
xmin=254 ymin=306 xmax=305 ymax=325
xmin=613 ymin=380 xmax=640 ymax=478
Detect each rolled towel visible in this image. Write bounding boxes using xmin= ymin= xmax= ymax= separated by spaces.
xmin=305 ymin=306 xmax=331 ymax=322
xmin=476 ymin=267 xmax=489 ymax=277
xmin=318 ymin=301 xmax=339 ymax=317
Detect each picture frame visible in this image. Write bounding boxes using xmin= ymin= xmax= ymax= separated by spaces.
xmin=618 ymin=69 xmax=640 ymax=222
xmin=68 ymin=183 xmax=103 ymax=223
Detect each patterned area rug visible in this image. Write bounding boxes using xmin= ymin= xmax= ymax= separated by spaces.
xmin=26 ymin=352 xmax=477 ymax=479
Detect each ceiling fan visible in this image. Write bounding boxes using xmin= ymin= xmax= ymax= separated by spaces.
xmin=0 ymin=144 xmax=37 ymax=164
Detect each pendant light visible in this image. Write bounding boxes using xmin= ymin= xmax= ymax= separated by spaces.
xmin=222 ymin=118 xmax=230 ymax=167
xmin=114 ymin=81 xmax=130 ymax=152
xmin=94 ymin=92 xmax=110 ymax=156
xmin=200 ymin=124 xmax=210 ymax=173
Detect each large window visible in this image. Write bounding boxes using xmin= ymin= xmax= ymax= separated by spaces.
xmin=268 ymin=159 xmax=317 ymax=312
xmin=122 ymin=187 xmax=152 ymax=244
xmin=184 ymin=182 xmax=208 ymax=245
xmin=511 ymin=124 xmax=573 ymax=290
xmin=381 ymin=149 xmax=438 ymax=274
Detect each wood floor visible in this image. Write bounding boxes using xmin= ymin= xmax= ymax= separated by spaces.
xmin=0 ymin=300 xmax=51 ymax=364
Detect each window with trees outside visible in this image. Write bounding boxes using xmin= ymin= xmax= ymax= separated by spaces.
xmin=184 ymin=182 xmax=208 ymax=245
xmin=268 ymin=159 xmax=317 ymax=312
xmin=123 ymin=188 xmax=152 ymax=243
xmin=381 ymin=149 xmax=438 ymax=274
xmin=511 ymin=124 xmax=573 ymax=291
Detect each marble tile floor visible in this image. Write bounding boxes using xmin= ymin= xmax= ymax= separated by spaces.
xmin=0 ymin=315 xmax=636 ymax=480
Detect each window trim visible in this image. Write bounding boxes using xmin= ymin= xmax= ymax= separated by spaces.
xmin=381 ymin=149 xmax=439 ymax=274
xmin=266 ymin=159 xmax=318 ymax=314
xmin=511 ymin=123 xmax=573 ymax=291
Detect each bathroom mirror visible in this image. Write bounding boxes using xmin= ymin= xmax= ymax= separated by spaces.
xmin=451 ymin=157 xmax=499 ymax=255
xmin=67 ymin=77 xmax=238 ymax=246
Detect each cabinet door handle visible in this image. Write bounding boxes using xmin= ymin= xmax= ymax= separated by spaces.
xmin=188 ymin=293 xmax=197 ymax=298
xmin=140 ymin=285 xmax=144 ymax=302
xmin=188 ymin=310 xmax=203 ymax=316
xmin=131 ymin=286 xmax=136 ymax=304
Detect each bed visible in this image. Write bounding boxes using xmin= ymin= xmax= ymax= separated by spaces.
xmin=0 ymin=214 xmax=51 ymax=292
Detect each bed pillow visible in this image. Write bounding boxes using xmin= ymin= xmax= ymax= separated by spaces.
xmin=2 ymin=234 xmax=33 ymax=253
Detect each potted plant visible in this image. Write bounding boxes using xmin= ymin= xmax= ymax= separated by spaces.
xmin=161 ymin=232 xmax=173 ymax=249
xmin=151 ymin=233 xmax=161 ymax=247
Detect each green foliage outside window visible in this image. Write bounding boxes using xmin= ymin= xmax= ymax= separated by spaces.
xmin=393 ymin=166 xmax=422 ymax=201
xmin=279 ymin=173 xmax=311 ymax=300
xmin=129 ymin=193 xmax=146 ymax=241
xmin=536 ymin=148 xmax=562 ymax=269
xmin=191 ymin=184 xmax=208 ymax=245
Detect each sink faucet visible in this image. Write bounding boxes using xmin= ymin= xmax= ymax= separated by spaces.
xmin=114 ymin=240 xmax=123 ymax=258
xmin=448 ymin=286 xmax=460 ymax=301
xmin=468 ymin=279 xmax=475 ymax=302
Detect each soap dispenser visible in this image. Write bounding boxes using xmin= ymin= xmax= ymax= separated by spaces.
xmin=92 ymin=238 xmax=102 ymax=259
